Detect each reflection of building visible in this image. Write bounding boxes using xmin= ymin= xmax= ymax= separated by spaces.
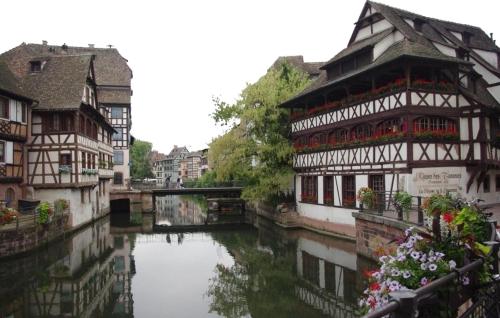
xmin=155 ymin=195 xmax=205 ymax=225
xmin=284 ymin=2 xmax=500 ymax=229
xmin=23 ymin=218 xmax=116 ymax=317
xmin=296 ymin=234 xmax=358 ymax=316
xmin=111 ymin=234 xmax=136 ymax=317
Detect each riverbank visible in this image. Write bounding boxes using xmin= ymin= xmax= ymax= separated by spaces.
xmin=0 ymin=210 xmax=110 ymax=260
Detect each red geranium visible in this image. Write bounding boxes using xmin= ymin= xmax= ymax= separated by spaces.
xmin=443 ymin=212 xmax=454 ymax=224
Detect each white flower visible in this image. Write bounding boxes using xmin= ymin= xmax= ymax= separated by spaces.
xmin=405 ymin=241 xmax=414 ymax=249
xmin=428 ymin=256 xmax=436 ymax=262
xmin=420 ymin=263 xmax=428 ymax=270
xmin=405 ymin=227 xmax=414 ymax=236
xmin=435 ymin=252 xmax=445 ymax=259
xmin=397 ymin=254 xmax=407 ymax=262
xmin=409 ymin=236 xmax=417 ymax=244
xmin=403 ymin=271 xmax=411 ymax=279
xmin=389 ymin=281 xmax=401 ymax=291
xmin=428 ymin=264 xmax=438 ymax=271
xmin=462 ymin=276 xmax=470 ymax=286
xmin=379 ymin=255 xmax=388 ymax=263
xmin=410 ymin=251 xmax=420 ymax=260
xmin=448 ymin=260 xmax=457 ymax=270
xmin=420 ymin=277 xmax=429 ymax=286
xmin=419 ymin=254 xmax=427 ymax=262
xmin=391 ymin=269 xmax=401 ymax=276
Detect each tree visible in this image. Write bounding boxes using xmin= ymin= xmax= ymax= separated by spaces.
xmin=209 ymin=62 xmax=311 ymax=203
xmin=130 ymin=139 xmax=154 ymax=179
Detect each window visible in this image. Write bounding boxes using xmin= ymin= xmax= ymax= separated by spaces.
xmin=302 ymin=251 xmax=319 ymax=286
xmin=9 ymin=100 xmax=26 ymax=123
xmin=0 ymin=141 xmax=4 ymax=162
xmin=324 ymin=176 xmax=334 ymax=205
xmin=91 ymin=154 xmax=96 ymax=169
xmin=111 ymin=107 xmax=122 ymax=119
xmin=414 ymin=117 xmax=457 ymax=133
xmin=484 ymin=175 xmax=490 ymax=193
xmin=114 ymin=150 xmax=124 ymax=165
xmin=324 ymin=261 xmax=336 ymax=294
xmin=5 ymin=188 xmax=15 ymax=208
xmin=369 ymin=174 xmax=385 ymax=208
xmin=351 ymin=124 xmax=373 ymax=140
xmin=30 ymin=61 xmax=41 ymax=73
xmin=113 ymin=128 xmax=123 ymax=141
xmin=330 ymin=129 xmax=348 ymax=144
xmin=375 ymin=118 xmax=404 ymax=136
xmin=81 ymin=189 xmax=85 ymax=203
xmin=87 ymin=153 xmax=92 ymax=169
xmin=114 ymin=172 xmax=123 ymax=185
xmin=93 ymin=123 xmax=98 ymax=139
xmin=342 ymin=175 xmax=356 ymax=207
xmin=86 ymin=119 xmax=92 ymax=137
xmin=81 ymin=151 xmax=86 ymax=168
xmin=60 ymin=153 xmax=72 ymax=166
xmin=0 ymin=97 xmax=9 ymax=119
xmin=496 ymin=175 xmax=500 ymax=192
xmin=301 ymin=175 xmax=317 ymax=203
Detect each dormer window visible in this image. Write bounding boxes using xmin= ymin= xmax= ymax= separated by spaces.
xmin=414 ymin=19 xmax=425 ymax=32
xmin=462 ymin=32 xmax=472 ymax=45
xmin=30 ymin=61 xmax=41 ymax=73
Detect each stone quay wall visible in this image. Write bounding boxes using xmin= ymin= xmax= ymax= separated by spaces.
xmin=0 ymin=215 xmax=69 ymax=259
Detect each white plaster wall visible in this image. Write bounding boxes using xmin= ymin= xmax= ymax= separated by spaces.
xmin=472 ymin=58 xmax=500 ymax=84
xmin=297 ymin=202 xmax=355 ymax=226
xmin=473 ymin=49 xmax=498 ymax=68
xmin=113 ymin=149 xmax=130 ymax=189
xmin=487 ymin=86 xmax=500 ymax=104
xmin=34 ymin=186 xmax=101 ymax=227
xmin=373 ymin=31 xmax=404 ymax=59
xmin=404 ymin=18 xmax=414 ymax=28
xmin=450 ymin=31 xmax=462 ymax=41
xmin=433 ymin=42 xmax=457 ymax=57
xmin=355 ymin=25 xmax=372 ymax=42
xmin=372 ymin=19 xmax=392 ymax=34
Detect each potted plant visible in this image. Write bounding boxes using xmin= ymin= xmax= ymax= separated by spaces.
xmin=357 ymin=187 xmax=376 ymax=209
xmin=393 ymin=191 xmax=412 ymax=220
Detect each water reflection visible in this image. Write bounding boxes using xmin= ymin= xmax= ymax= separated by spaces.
xmin=0 ymin=196 xmax=372 ymax=318
xmin=155 ymin=195 xmax=207 ymax=225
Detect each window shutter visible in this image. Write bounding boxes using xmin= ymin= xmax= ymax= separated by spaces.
xmin=9 ymin=99 xmax=16 ymax=121
xmin=5 ymin=142 xmax=13 ymax=164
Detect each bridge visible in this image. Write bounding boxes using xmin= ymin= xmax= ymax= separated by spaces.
xmin=151 ymin=187 xmax=243 ymax=197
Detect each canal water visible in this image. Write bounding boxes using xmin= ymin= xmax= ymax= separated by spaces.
xmin=0 ymin=195 xmax=372 ymax=318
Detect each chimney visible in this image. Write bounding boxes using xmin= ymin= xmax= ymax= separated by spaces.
xmin=88 ymin=44 xmax=95 ymax=48
xmin=107 ymin=44 xmax=113 ymax=49
xmin=61 ymin=43 xmax=68 ymax=51
xmin=42 ymin=40 xmax=48 ymax=46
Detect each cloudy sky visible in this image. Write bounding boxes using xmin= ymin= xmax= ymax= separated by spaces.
xmin=1 ymin=0 xmax=498 ymax=153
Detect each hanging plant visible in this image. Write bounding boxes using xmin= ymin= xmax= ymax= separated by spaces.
xmin=37 ymin=201 xmax=53 ymax=225
xmin=393 ymin=191 xmax=412 ymax=220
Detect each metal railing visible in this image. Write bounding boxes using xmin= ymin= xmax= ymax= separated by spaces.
xmin=0 ymin=200 xmax=69 ymax=232
xmin=359 ymin=191 xmax=425 ymax=226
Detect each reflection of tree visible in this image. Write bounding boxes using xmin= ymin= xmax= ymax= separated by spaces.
xmin=207 ymin=231 xmax=328 ymax=318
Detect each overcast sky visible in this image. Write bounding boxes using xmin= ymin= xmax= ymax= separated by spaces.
xmin=1 ymin=0 xmax=498 ymax=154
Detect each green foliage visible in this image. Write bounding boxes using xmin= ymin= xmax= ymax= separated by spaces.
xmin=394 ymin=191 xmax=412 ymax=212
xmin=37 ymin=201 xmax=52 ymax=225
xmin=423 ymin=193 xmax=454 ymax=216
xmin=130 ymin=139 xmax=154 ymax=179
xmin=453 ymin=205 xmax=490 ymax=243
xmin=209 ymin=62 xmax=311 ymax=203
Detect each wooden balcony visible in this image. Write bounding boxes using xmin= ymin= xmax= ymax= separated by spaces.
xmin=290 ymin=86 xmax=465 ymax=134
xmin=0 ymin=119 xmax=27 ymax=141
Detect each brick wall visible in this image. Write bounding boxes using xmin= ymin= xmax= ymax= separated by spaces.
xmin=0 ymin=215 xmax=69 ymax=258
xmin=353 ymin=212 xmax=412 ymax=261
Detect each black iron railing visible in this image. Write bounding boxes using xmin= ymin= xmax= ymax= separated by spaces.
xmin=359 ymin=191 xmax=425 ymax=226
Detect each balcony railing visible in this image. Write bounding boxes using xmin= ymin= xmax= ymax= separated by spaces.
xmin=290 ymin=79 xmax=456 ymax=122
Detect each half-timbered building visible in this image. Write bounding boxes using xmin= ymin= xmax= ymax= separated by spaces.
xmin=2 ymin=42 xmax=133 ymax=191
xmin=282 ymin=1 xmax=500 ymax=228
xmin=0 ymin=60 xmax=35 ymax=208
xmin=0 ymin=46 xmax=116 ymax=227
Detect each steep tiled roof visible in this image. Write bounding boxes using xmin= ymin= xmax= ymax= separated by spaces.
xmin=0 ymin=59 xmax=32 ymax=100
xmin=98 ymin=88 xmax=131 ymax=104
xmin=168 ymin=146 xmax=189 ymax=158
xmin=271 ymin=56 xmax=323 ymax=77
xmin=21 ymin=44 xmax=132 ymax=87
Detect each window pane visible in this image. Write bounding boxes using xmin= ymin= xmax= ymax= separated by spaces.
xmin=113 ymin=128 xmax=123 ymax=140
xmin=114 ymin=151 xmax=124 ymax=165
xmin=111 ymin=107 xmax=122 ymax=119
